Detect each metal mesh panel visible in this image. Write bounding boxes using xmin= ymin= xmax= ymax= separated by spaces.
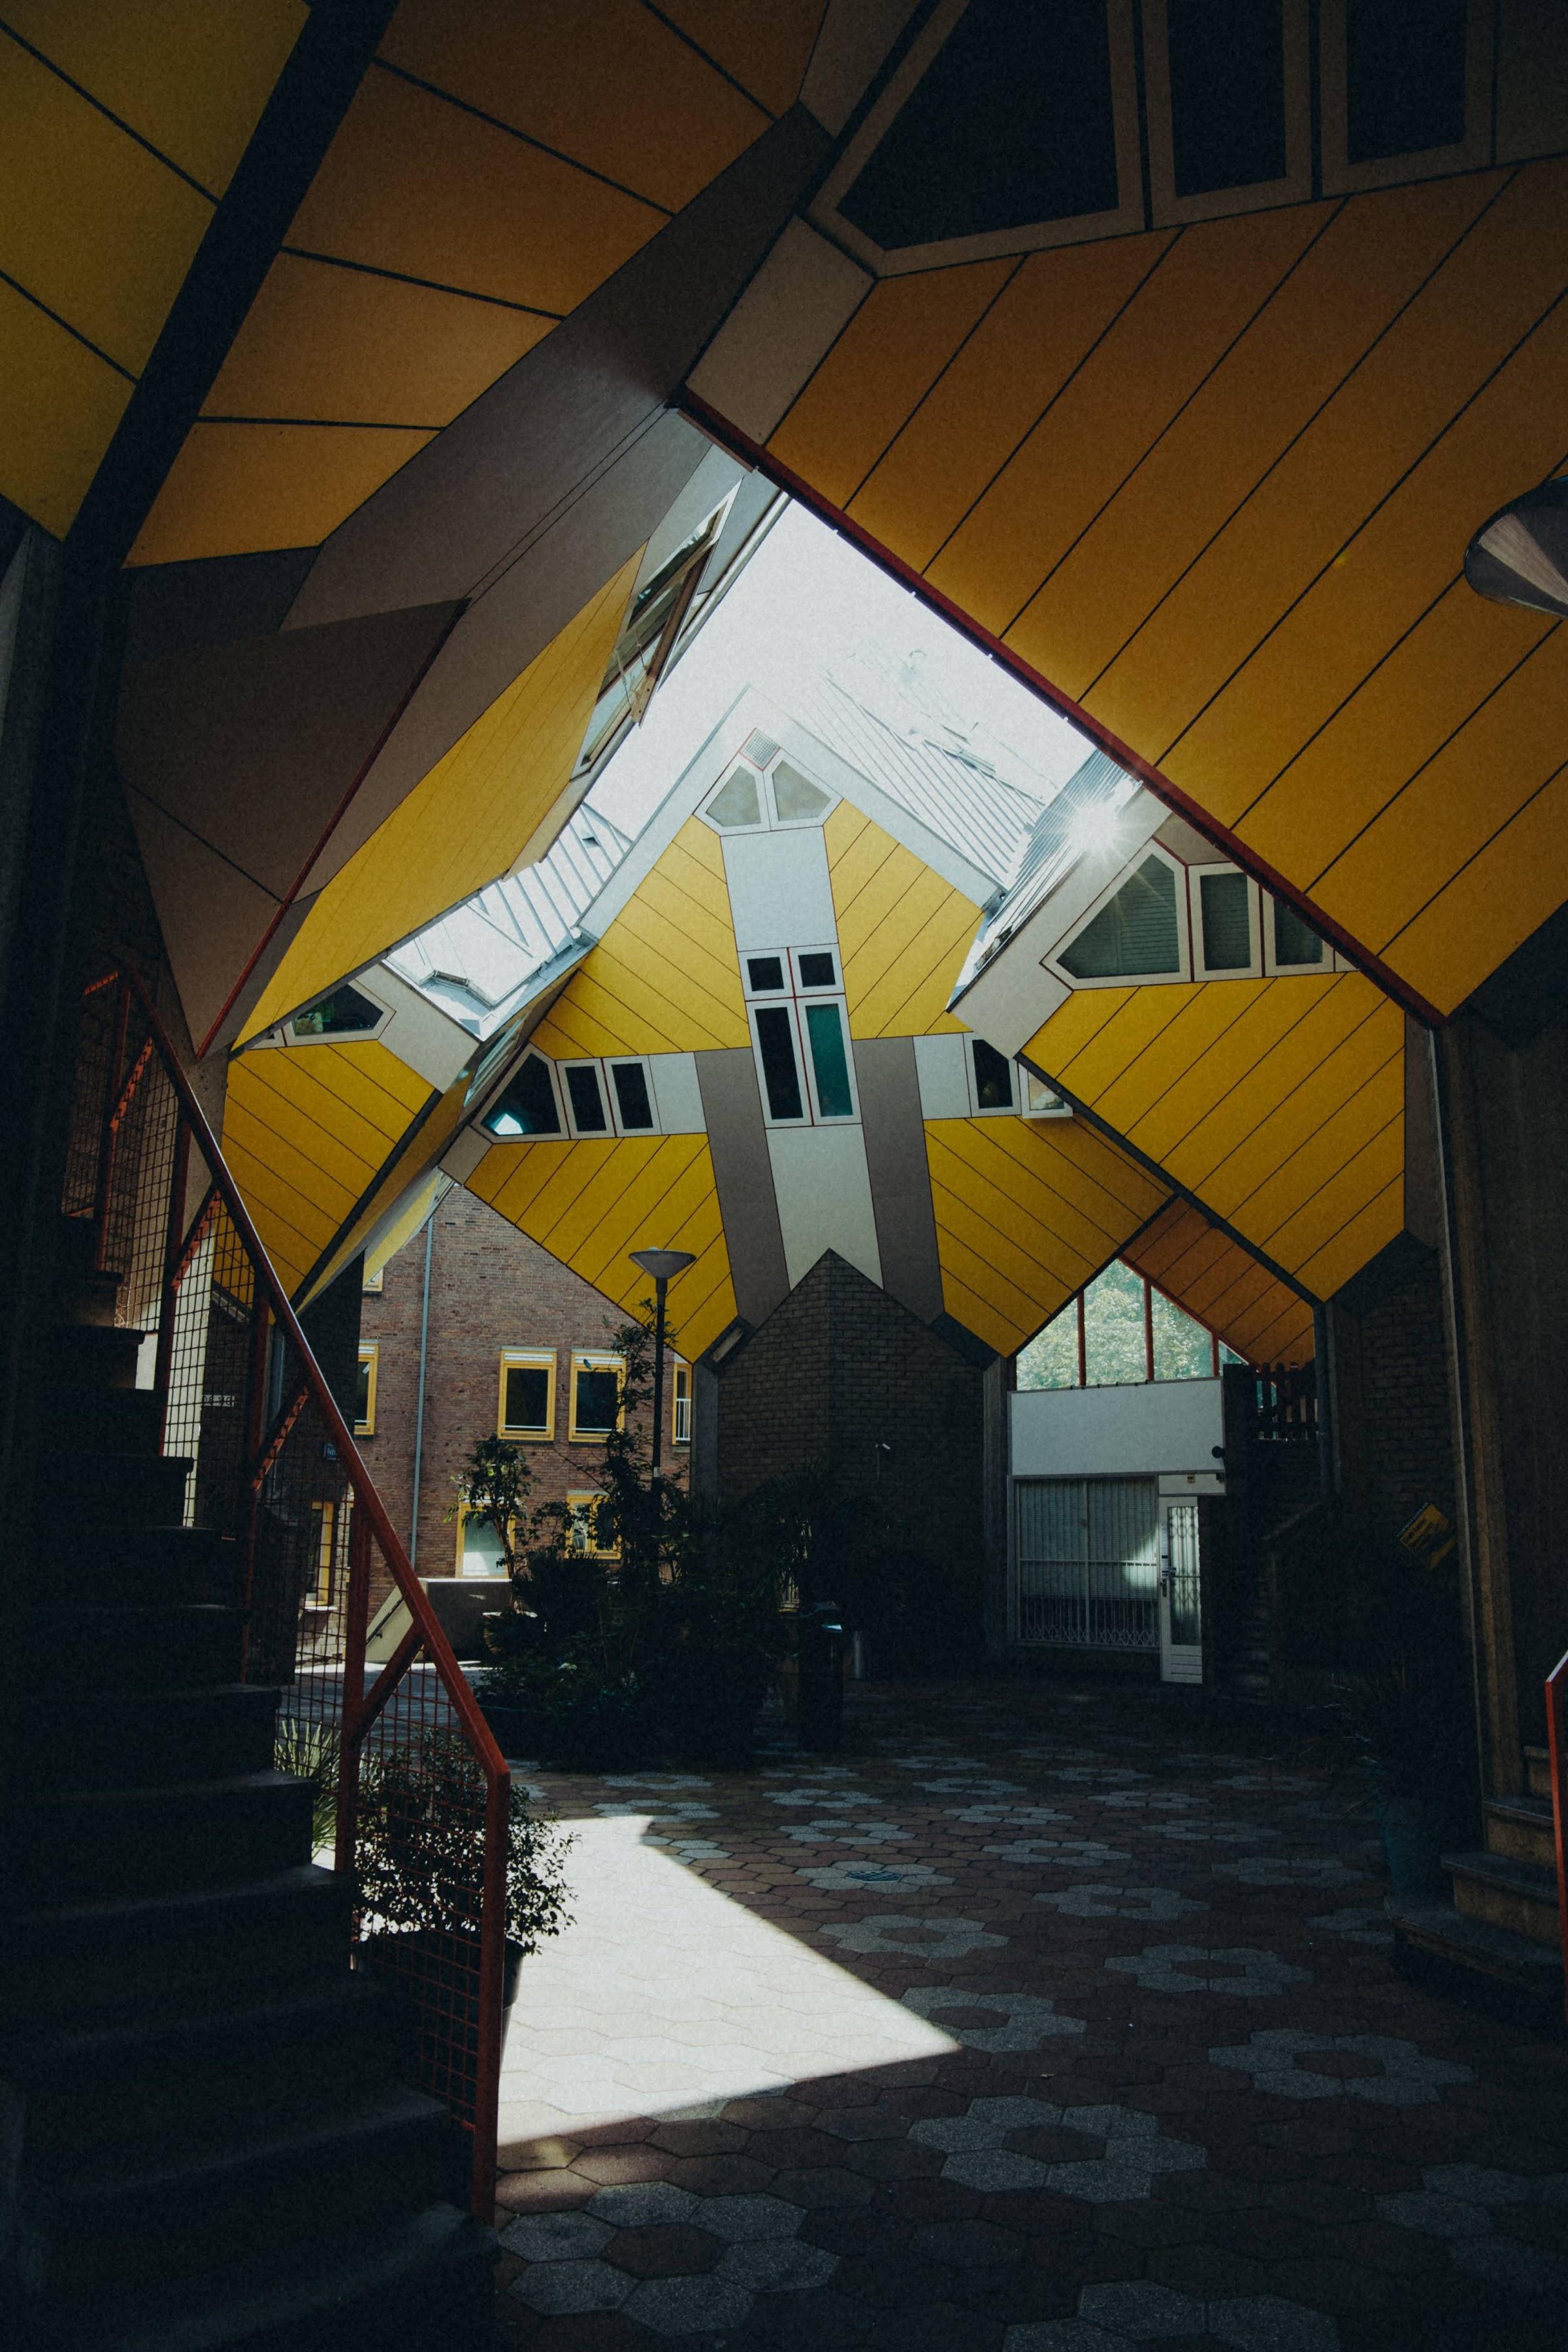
xmin=1015 ymin=1477 xmax=1159 ymax=1649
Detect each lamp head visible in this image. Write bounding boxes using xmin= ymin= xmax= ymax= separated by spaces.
xmin=1465 ymin=478 xmax=1568 ymax=619
xmin=629 ymin=1247 xmax=696 ymax=1284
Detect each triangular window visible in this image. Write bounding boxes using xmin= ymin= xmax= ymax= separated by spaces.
xmin=1059 ymin=854 xmax=1181 ymax=979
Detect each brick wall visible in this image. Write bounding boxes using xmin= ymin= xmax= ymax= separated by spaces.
xmin=714 ymin=1252 xmax=986 ymax=1663
xmin=359 ymin=1184 xmax=684 ymax=1582
xmin=1331 ymin=1250 xmax=1456 ymax=1544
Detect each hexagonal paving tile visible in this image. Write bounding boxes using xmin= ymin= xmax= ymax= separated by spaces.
xmin=1208 ymin=2031 xmax=1473 ymax=2105
xmin=1103 ymin=1946 xmax=1311 ymax=1998
xmin=901 ymin=1986 xmax=1086 ymax=2050
xmin=1035 ymin=1884 xmax=1208 ymax=1922
xmin=506 ymin=2257 xmax=633 ymax=2315
xmin=818 ymin=1913 xmax=1007 ymax=1959
xmin=585 ymin=2181 xmax=701 ymax=2229
xmin=910 ymin=2097 xmax=1205 ymax=2202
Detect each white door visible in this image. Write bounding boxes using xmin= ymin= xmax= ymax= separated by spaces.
xmin=1158 ymin=1498 xmax=1203 ymax=1684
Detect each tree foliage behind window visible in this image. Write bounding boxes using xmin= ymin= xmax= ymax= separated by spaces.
xmin=1017 ymin=1258 xmax=1235 ymax=1390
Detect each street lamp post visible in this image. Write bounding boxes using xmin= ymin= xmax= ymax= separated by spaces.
xmin=629 ymin=1247 xmax=695 ymax=1482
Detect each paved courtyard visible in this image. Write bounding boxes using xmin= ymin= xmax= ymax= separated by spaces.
xmin=489 ymin=1678 xmax=1567 ymax=2351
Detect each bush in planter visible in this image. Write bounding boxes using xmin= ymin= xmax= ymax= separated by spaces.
xmin=476 ymin=1315 xmax=792 ymax=1769
xmin=355 ymin=1731 xmax=572 ymax=2006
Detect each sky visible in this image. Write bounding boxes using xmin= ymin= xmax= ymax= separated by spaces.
xmin=587 ymin=499 xmax=1091 ymax=840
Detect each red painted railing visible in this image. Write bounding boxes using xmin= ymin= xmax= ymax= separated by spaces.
xmin=63 ymin=966 xmax=510 ymax=2213
xmin=1546 ymin=1649 xmax=1568 ymax=2025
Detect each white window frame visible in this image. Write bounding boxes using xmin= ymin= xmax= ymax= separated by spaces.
xmin=1318 ymin=0 xmax=1494 ymax=197
xmin=1262 ymin=894 xmax=1357 ymax=979
xmin=1141 ymin=0 xmax=1312 ymax=229
xmin=1189 ymin=864 xmax=1262 ymax=983
xmin=559 ymin=1058 xmax=614 ymax=1139
xmin=281 ymin=979 xmax=393 ymax=1047
xmin=1021 ymin=1069 xmax=1071 ymax=1119
xmin=965 ymin=1034 xmax=1019 ymax=1117
xmin=479 ymin=1049 xmax=566 ymax=1141
xmin=1046 ymin=840 xmax=1193 ymax=990
xmin=604 ymin=1054 xmax=661 ymax=1136
xmin=745 ymin=961 xmax=859 ymax=1128
xmin=672 ymin=1359 xmax=692 ymax=1447
xmin=699 ymin=748 xmax=839 ymax=837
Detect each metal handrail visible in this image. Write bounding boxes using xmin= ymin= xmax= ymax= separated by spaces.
xmin=1546 ymin=1648 xmax=1568 ymax=2026
xmin=80 ymin=964 xmax=510 ymax=2211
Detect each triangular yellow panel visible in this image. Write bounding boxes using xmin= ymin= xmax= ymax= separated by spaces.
xmin=529 ymin=819 xmax=749 ymax=1056
xmin=222 ymin=1040 xmax=433 ymax=1298
xmin=243 ymin=552 xmax=642 ymax=1038
xmin=825 ymin=802 xmax=980 ymax=1037
xmin=926 ymin=1113 xmax=1168 ymax=1358
xmin=466 ymin=1130 xmax=737 ymax=1360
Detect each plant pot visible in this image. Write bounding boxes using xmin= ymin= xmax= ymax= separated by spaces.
xmin=1375 ymin=1794 xmax=1449 ymax=1903
xmin=359 ymin=1925 xmax=526 ymax=2022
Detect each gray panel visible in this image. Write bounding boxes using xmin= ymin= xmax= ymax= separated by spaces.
xmin=696 ymin=1049 xmax=789 ymax=1328
xmin=854 ymin=1036 xmax=945 ymax=1323
xmin=284 ymin=108 xmax=831 ymax=627
xmin=115 ymin=600 xmax=462 ymax=898
xmin=302 ymin=415 xmax=708 ymax=892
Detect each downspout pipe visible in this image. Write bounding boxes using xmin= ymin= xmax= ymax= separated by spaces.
xmin=408 ymin=1207 xmax=435 ymax=1567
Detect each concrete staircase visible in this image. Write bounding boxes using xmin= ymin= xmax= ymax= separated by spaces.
xmin=1390 ymin=1742 xmax=1564 ymax=2020
xmin=0 ymin=1220 xmax=497 ymax=2349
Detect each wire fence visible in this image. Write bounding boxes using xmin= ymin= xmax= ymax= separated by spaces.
xmin=65 ymin=968 xmax=510 ymax=2212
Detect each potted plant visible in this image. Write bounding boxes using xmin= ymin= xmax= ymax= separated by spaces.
xmin=353 ymin=1732 xmax=572 ymax=2014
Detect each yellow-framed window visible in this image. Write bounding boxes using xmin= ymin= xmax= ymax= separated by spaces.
xmin=455 ymin=1503 xmax=510 ymax=1576
xmin=309 ymin=1497 xmax=349 ymax=1605
xmin=672 ymin=1358 xmax=692 ymax=1446
xmin=569 ymin=1350 xmax=623 ymax=1441
xmin=498 ymin=1348 xmax=555 ymax=1441
xmin=353 ymin=1344 xmax=378 ymax=1436
xmin=565 ymin=1490 xmax=618 ymax=1560
xmin=361 ymin=1264 xmax=384 ymax=1293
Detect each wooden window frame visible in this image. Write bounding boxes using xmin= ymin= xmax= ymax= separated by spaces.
xmin=569 ymin=1350 xmax=625 ymax=1441
xmin=354 ymin=1343 xmax=378 ymax=1437
xmin=498 ymin=1348 xmax=557 ymax=1442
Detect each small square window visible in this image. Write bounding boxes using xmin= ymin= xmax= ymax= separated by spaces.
xmin=970 ymin=1037 xmax=1015 ymax=1113
xmin=746 ymin=955 xmax=786 ymax=994
xmin=483 ymin=1053 xmax=562 ymax=1139
xmin=1271 ymin=898 xmax=1326 ymax=970
xmin=353 ymin=1344 xmax=378 ymax=1436
xmin=498 ymin=1349 xmax=555 ymax=1439
xmin=570 ymin=1352 xmax=623 ymax=1439
xmin=796 ymin=950 xmax=836 ymax=988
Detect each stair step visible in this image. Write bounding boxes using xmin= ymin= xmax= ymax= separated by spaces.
xmin=41 ymin=1448 xmax=192 ymax=1528
xmin=1446 ymin=1845 xmax=1562 ymax=1946
xmin=10 ymin=1684 xmax=282 ymax=1791
xmin=15 ymin=1602 xmax=248 ymax=1690
xmin=47 ymin=1321 xmax=146 ymax=1387
xmin=16 ymin=2083 xmax=458 ymax=2298
xmin=0 ymin=1866 xmax=354 ymax=2021
xmin=1526 ymin=1742 xmax=1554 ymax=1801
xmin=41 ymin=1384 xmax=163 ymax=1454
xmin=0 ymin=1976 xmax=405 ymax=2159
xmin=18 ymin=2199 xmax=495 ymax=2352
xmin=1485 ymin=1792 xmax=1558 ymax=1870
xmin=1390 ymin=1893 xmax=1563 ymax=2025
xmin=76 ymin=1524 xmax=240 ymax=1609
xmin=2 ymin=1771 xmax=316 ymax=1903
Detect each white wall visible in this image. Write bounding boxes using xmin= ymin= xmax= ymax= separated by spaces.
xmin=1010 ymin=1380 xmax=1224 ymax=1482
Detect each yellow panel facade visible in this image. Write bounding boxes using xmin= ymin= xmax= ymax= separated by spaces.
xmin=467 ymin=1132 xmax=737 ymax=1360
xmin=0 ymin=282 xmax=133 ymax=538
xmin=7 ymin=0 xmax=304 ymax=193
xmin=1124 ymin=1200 xmax=1315 ymax=1366
xmin=127 ymin=421 xmax=434 ymax=565
xmin=925 ymin=1115 xmax=1168 ymax=1358
xmin=201 ymin=253 xmax=555 ymax=427
xmin=380 ymin=0 xmax=770 ymax=214
xmin=530 ymin=820 xmax=749 ymax=1057
xmin=1023 ymin=973 xmax=1404 ymax=1295
xmin=0 ymin=39 xmax=212 ymax=376
xmin=657 ymin=0 xmax=828 ymax=115
xmin=223 ymin=1041 xmax=433 ymax=1298
xmin=825 ymin=804 xmax=982 ymax=1036
xmin=242 ymin=554 xmax=641 ymax=1037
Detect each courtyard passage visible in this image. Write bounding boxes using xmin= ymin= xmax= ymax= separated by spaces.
xmin=491 ymin=1679 xmax=1567 ymax=2352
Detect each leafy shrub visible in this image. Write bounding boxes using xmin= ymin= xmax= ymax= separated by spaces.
xmin=355 ymin=1731 xmax=572 ymax=1950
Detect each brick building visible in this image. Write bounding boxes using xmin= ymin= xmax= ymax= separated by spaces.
xmin=356 ymin=1184 xmax=687 ymax=1579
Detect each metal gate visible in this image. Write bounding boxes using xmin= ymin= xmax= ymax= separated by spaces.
xmin=1014 ymin=1478 xmax=1160 ymax=1650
